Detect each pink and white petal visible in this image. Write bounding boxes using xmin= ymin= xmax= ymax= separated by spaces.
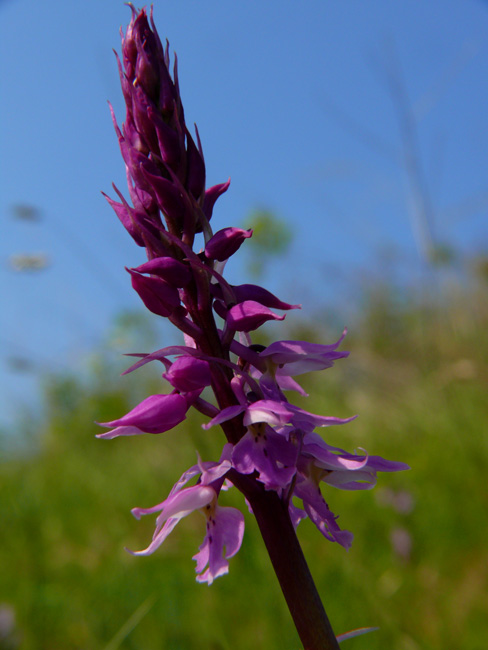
xmin=308 ymin=448 xmax=371 ymax=472
xmin=244 ymin=399 xmax=293 ymax=426
xmin=96 ymin=425 xmax=146 ymax=439
xmin=290 ymin=405 xmax=357 ymax=429
xmin=365 ymin=456 xmax=410 ymax=472
xmin=156 ymin=485 xmax=215 ymax=523
xmin=276 ymin=374 xmax=308 ymax=396
xmin=324 ymin=471 xmax=377 ymax=490
xmin=217 ymin=507 xmax=245 ymax=559
xmin=193 ymin=506 xmax=245 ymax=585
xmin=202 ymin=404 xmax=245 ymax=429
xmin=127 ymin=517 xmax=180 ymax=556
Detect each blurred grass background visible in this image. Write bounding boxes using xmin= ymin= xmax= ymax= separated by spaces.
xmin=1 ymin=254 xmax=487 ymax=650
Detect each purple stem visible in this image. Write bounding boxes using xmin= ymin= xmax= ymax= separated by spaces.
xmin=229 ymin=470 xmax=340 ymax=650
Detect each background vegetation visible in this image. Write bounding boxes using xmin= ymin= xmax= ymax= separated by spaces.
xmin=1 ymin=255 xmax=487 ymax=650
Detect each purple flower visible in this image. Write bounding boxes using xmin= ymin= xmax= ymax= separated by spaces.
xmin=102 ymin=6 xmax=410 ymax=593
xmin=293 ymin=477 xmax=354 ymax=549
xmin=129 ymin=446 xmax=245 ymax=584
xmin=193 ymin=502 xmax=245 ymax=584
xmin=301 ymin=431 xmax=410 ymax=491
xmin=202 ymin=398 xmax=292 ymax=430
xmin=204 ymin=397 xmax=354 ymax=432
xmin=204 ymin=397 xmax=356 ymax=491
xmin=260 ymin=329 xmax=349 ymax=376
xmin=232 ymin=423 xmax=299 ymax=490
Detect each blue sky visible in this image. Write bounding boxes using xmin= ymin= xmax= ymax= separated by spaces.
xmin=1 ymin=0 xmax=487 ymax=432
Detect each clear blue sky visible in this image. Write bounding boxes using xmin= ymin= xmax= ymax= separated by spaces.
xmin=1 ymin=0 xmax=487 ymax=432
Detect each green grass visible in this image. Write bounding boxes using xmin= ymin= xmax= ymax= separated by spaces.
xmin=1 ymin=282 xmax=487 ymax=649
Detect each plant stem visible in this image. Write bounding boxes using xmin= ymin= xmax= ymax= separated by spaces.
xmin=229 ymin=471 xmax=340 ymax=650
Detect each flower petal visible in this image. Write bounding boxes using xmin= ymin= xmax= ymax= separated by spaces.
xmin=205 ymin=227 xmax=252 ymax=262
xmin=193 ymin=505 xmax=245 ymax=585
xmin=226 ymin=300 xmax=285 ymax=332
xmin=98 ymin=393 xmax=189 ymax=434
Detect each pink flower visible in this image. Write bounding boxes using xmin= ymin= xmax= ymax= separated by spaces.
xmin=129 ymin=446 xmax=245 ymax=584
xmin=102 ymin=5 xmax=410 ymax=592
xmin=260 ymin=329 xmax=349 ymax=376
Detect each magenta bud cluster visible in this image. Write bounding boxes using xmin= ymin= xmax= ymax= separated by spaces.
xmin=100 ymin=5 xmax=408 ymax=585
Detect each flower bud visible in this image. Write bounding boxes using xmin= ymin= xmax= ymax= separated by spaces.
xmin=203 ymin=180 xmax=231 ymax=223
xmin=163 ymin=357 xmax=211 ymax=391
xmin=226 ymin=300 xmax=285 ymax=332
xmin=185 ymin=130 xmax=206 ymax=200
xmin=140 ymin=167 xmax=188 ymax=230
xmin=133 ymin=257 xmax=192 ymax=287
xmin=205 ymin=228 xmax=252 ymax=262
xmin=102 ymin=192 xmax=145 ymax=247
xmin=129 ymin=269 xmax=180 ymax=317
xmin=211 ymin=282 xmax=300 ymax=311
xmin=97 ymin=392 xmax=189 ymax=436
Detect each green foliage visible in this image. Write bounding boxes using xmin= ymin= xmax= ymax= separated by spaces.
xmin=242 ymin=209 xmax=293 ymax=278
xmin=0 ymin=281 xmax=487 ymax=649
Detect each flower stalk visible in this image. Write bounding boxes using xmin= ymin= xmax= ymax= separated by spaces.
xmin=100 ymin=6 xmax=409 ymax=647
xmin=231 ymin=471 xmax=340 ymax=649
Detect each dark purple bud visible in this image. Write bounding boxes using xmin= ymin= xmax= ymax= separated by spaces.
xmin=211 ymin=283 xmax=300 ymax=311
xmin=203 ymin=180 xmax=230 ymax=222
xmin=130 ymin=85 xmax=160 ymax=154
xmin=158 ymin=45 xmax=180 ymax=116
xmin=233 ymin=284 xmax=300 ymax=310
xmin=121 ymin=5 xmax=139 ymax=78
xmin=226 ymin=300 xmax=285 ymax=332
xmin=121 ymin=7 xmax=180 ymax=115
xmin=163 ymin=356 xmax=211 ymax=391
xmin=140 ymin=167 xmax=187 ymax=227
xmin=148 ymin=105 xmax=182 ymax=168
xmin=129 ymin=269 xmax=180 ymax=317
xmin=205 ymin=227 xmax=253 ymax=262
xmin=102 ymin=191 xmax=145 ymax=247
xmin=107 ymin=182 xmax=164 ymax=243
xmin=185 ymin=129 xmax=206 ymax=199
xmin=134 ymin=39 xmax=160 ymax=102
xmin=133 ymin=257 xmax=192 ymax=287
xmin=123 ymin=109 xmax=148 ymax=153
xmin=116 ymin=120 xmax=159 ymax=193
xmin=126 ymin=9 xmax=161 ymax=101
xmin=126 ymin=167 xmax=158 ymax=214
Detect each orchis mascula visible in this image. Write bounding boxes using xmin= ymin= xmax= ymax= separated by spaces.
xmin=100 ymin=6 xmax=408 ymax=648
